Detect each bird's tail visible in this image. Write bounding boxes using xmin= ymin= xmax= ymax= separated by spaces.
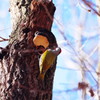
xmin=38 ymin=73 xmax=45 ymax=81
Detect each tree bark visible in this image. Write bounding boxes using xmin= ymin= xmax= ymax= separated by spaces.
xmin=0 ymin=0 xmax=57 ymax=100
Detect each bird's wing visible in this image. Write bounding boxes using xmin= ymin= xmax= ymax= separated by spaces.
xmin=39 ymin=50 xmax=49 ymax=72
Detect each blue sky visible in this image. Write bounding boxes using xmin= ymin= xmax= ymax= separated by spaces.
xmin=52 ymin=0 xmax=99 ymax=100
xmin=0 ymin=0 xmax=100 ymax=100
xmin=0 ymin=0 xmax=11 ymax=47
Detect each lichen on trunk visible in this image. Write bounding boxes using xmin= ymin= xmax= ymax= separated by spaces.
xmin=0 ymin=0 xmax=57 ymax=100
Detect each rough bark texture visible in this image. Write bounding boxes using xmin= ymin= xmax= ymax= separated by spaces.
xmin=0 ymin=0 xmax=57 ymax=100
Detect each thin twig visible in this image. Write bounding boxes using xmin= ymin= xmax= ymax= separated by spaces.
xmin=82 ymin=0 xmax=100 ymax=16
xmin=0 ymin=36 xmax=9 ymax=42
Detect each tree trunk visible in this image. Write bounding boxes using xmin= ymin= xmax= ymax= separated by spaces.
xmin=0 ymin=0 xmax=57 ymax=100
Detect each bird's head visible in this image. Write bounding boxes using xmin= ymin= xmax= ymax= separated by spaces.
xmin=54 ymin=47 xmax=61 ymax=55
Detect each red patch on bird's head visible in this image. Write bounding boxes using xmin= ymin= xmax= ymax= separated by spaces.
xmin=59 ymin=48 xmax=62 ymax=54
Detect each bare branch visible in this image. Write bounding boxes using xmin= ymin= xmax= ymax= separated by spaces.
xmin=0 ymin=36 xmax=9 ymax=42
xmin=82 ymin=0 xmax=100 ymax=16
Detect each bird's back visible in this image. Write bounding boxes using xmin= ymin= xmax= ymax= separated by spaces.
xmin=39 ymin=49 xmax=56 ymax=72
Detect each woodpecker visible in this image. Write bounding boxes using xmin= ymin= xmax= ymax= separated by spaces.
xmin=38 ymin=47 xmax=61 ymax=81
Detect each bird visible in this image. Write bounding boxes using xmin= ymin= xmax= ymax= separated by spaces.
xmin=38 ymin=47 xmax=61 ymax=81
